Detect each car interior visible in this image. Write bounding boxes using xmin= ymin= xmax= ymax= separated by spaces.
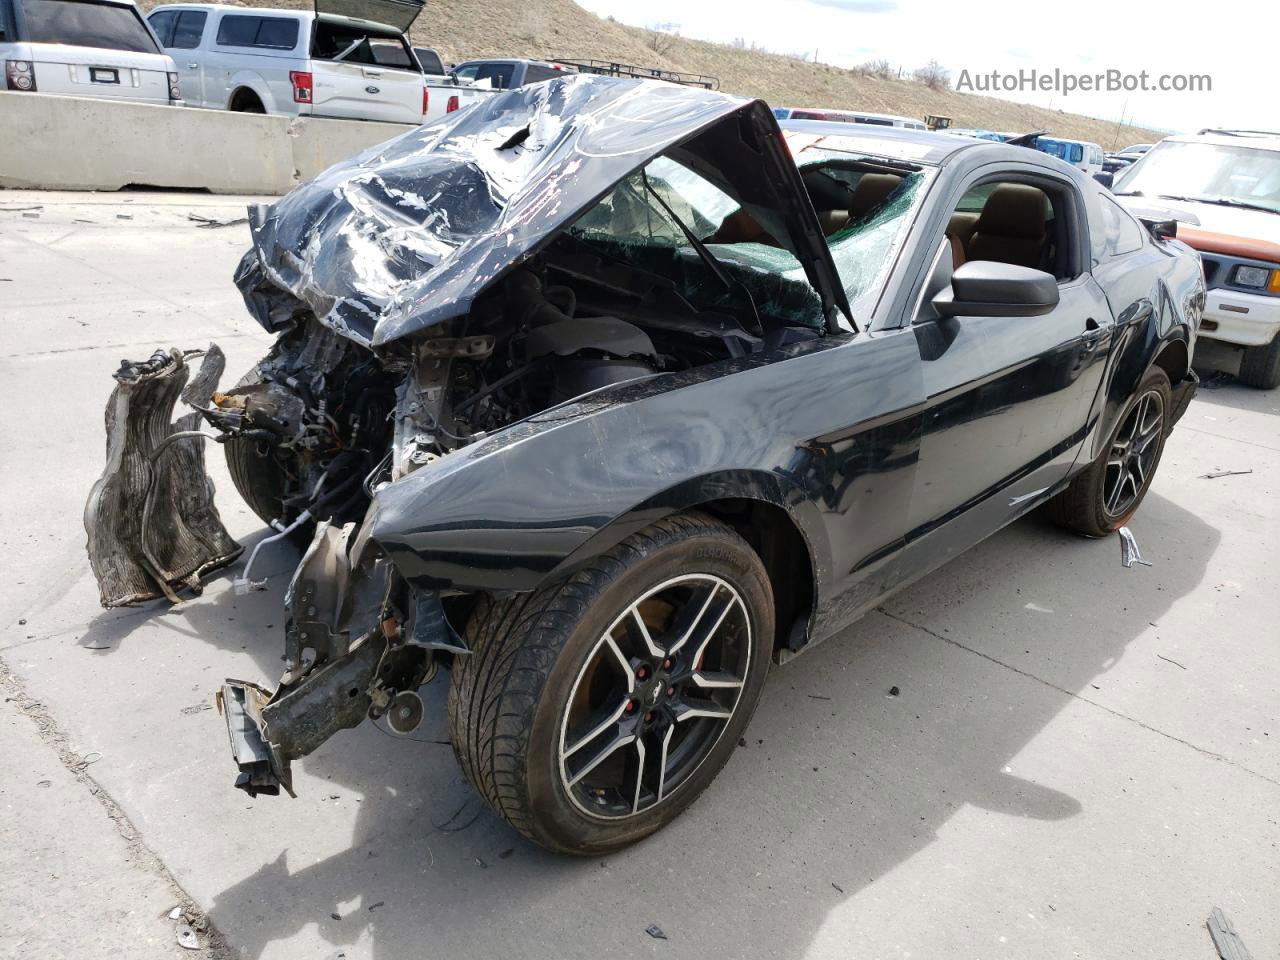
xmin=708 ymin=163 xmax=912 ymax=246
xmin=944 ymin=181 xmax=1071 ymax=279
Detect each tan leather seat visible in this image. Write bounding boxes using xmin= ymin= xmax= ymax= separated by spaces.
xmin=847 ymin=173 xmax=902 ymax=220
xmin=966 ymin=184 xmax=1048 ymax=269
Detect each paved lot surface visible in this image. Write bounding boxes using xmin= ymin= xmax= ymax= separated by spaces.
xmin=2 ymin=191 xmax=1278 ymax=960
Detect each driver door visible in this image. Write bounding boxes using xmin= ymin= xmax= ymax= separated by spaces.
xmin=897 ymin=169 xmax=1113 ymax=583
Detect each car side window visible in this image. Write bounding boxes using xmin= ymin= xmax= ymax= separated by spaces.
xmin=216 ymin=14 xmax=298 ymax=50
xmin=1090 ymin=194 xmax=1145 ymax=261
xmin=943 ymin=177 xmax=1079 ymax=281
xmin=171 ymin=10 xmax=205 ymax=48
xmin=148 ymin=9 xmax=176 ymax=45
xmin=522 ymin=64 xmax=561 ymax=84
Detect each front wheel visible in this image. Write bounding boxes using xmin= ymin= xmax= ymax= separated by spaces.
xmin=1048 ymin=367 xmax=1171 ymax=537
xmin=448 ymin=512 xmax=773 ymax=854
xmin=1239 ymin=333 xmax=1280 ymax=390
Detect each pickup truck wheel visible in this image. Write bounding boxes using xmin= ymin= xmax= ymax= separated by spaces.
xmin=1047 ymin=367 xmax=1171 ymax=537
xmin=448 ymin=511 xmax=773 ymax=854
xmin=1239 ymin=333 xmax=1280 ymax=390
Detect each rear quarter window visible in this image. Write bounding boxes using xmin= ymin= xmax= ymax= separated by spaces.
xmin=521 ymin=63 xmax=562 ymax=84
xmin=1090 ymin=193 xmax=1145 ymax=261
xmin=21 ymin=0 xmax=159 ymax=53
xmin=215 ymin=14 xmax=298 ymax=50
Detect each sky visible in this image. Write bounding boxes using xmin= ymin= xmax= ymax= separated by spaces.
xmin=575 ymin=0 xmax=1266 ymax=135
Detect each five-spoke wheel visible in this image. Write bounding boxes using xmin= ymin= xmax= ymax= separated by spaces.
xmin=560 ymin=574 xmax=751 ymax=819
xmin=1048 ymin=366 xmax=1171 ymax=537
xmin=449 ymin=512 xmax=773 ymax=854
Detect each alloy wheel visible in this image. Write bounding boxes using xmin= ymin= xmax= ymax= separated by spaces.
xmin=1104 ymin=388 xmax=1165 ymax=518
xmin=558 ymin=574 xmax=752 ymax=819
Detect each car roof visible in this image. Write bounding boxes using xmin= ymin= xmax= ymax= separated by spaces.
xmin=1165 ymin=129 xmax=1280 ymax=151
xmin=781 ymin=120 xmax=1098 ymax=184
xmin=782 ymin=120 xmax=984 ymax=165
xmin=148 ymin=3 xmax=400 ymax=29
xmin=779 ymin=107 xmax=921 ymax=124
xmin=151 ymin=3 xmax=309 ymax=15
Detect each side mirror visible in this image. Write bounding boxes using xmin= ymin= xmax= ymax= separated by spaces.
xmin=932 ymin=261 xmax=1060 ymax=318
xmin=1093 ymin=170 xmax=1115 ymax=189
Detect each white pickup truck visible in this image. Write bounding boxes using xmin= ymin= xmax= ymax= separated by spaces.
xmin=147 ymin=0 xmax=468 ymax=123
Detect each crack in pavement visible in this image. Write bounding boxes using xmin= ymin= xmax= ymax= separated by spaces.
xmin=0 ymin=658 xmax=235 ymax=959
xmin=875 ymin=607 xmax=1280 ymax=791
xmin=1178 ymin=423 xmax=1280 ymax=454
xmin=0 ymin=331 xmax=262 ymax=362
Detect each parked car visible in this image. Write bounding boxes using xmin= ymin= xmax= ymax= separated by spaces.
xmin=147 ymin=0 xmax=452 ymax=122
xmin=0 ymin=0 xmax=180 ymax=104
xmin=411 ymin=44 xmax=443 ymax=75
xmin=1114 ymin=128 xmax=1280 ymax=387
xmin=85 ymin=76 xmax=1203 ymax=855
xmin=772 ymin=105 xmax=927 ymax=130
xmin=1031 ymin=136 xmax=1104 ymax=176
xmin=447 ymin=56 xmax=574 ymax=90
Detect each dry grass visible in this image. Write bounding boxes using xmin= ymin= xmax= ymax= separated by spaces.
xmin=171 ymin=0 xmax=1164 ymax=147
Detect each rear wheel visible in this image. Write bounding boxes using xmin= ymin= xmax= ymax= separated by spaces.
xmin=1239 ymin=333 xmax=1280 ymax=390
xmin=1048 ymin=367 xmax=1171 ymax=537
xmin=229 ymin=89 xmax=265 ymax=113
xmin=448 ymin=512 xmax=773 ymax=854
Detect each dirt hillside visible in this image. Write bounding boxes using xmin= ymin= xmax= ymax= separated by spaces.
xmin=200 ymin=0 xmax=1166 ymax=146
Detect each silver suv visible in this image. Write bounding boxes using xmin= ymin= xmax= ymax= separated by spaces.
xmin=1 ymin=0 xmax=180 ymax=104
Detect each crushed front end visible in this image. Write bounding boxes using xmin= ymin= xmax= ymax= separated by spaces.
xmin=84 ymin=74 xmax=849 ymax=797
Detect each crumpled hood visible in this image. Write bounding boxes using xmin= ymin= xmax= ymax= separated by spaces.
xmin=234 ymin=74 xmax=849 ymax=348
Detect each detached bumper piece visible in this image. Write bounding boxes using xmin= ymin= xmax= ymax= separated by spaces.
xmin=84 ymin=346 xmax=241 ymax=607
xmin=217 ymin=519 xmax=458 ymax=797
xmin=218 ymin=632 xmax=387 ymax=798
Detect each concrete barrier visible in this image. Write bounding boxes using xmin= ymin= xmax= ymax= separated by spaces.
xmin=0 ymin=92 xmax=413 ymax=195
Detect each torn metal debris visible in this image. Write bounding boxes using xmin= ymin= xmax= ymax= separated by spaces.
xmin=83 ymin=347 xmax=241 ymax=606
xmin=1117 ymin=526 xmax=1152 ymax=569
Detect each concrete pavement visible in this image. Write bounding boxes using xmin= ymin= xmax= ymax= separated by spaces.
xmin=1 ymin=191 xmax=1276 ymax=960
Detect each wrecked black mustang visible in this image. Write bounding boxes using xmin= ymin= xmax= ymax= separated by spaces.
xmin=84 ymin=76 xmax=1204 ymax=854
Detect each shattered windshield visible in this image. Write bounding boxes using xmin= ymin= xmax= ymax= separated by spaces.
xmin=570 ymin=152 xmax=930 ymax=327
xmin=569 ymin=156 xmax=825 ymax=327
xmin=818 ymin=160 xmax=931 ymax=316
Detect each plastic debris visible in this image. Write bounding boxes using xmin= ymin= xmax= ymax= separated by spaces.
xmin=1117 ymin=526 xmax=1152 ymax=568
xmin=187 ymin=213 xmax=250 ymax=229
xmin=168 ymin=906 xmax=182 ymax=920
xmin=175 ymin=924 xmax=200 ymax=950
xmin=645 ymin=924 xmax=668 ymax=940
xmin=1206 ymin=907 xmax=1252 ymax=960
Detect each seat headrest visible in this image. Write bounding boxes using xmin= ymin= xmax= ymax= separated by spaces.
xmin=848 ymin=173 xmax=902 ymax=219
xmin=974 ymin=184 xmax=1047 ymax=238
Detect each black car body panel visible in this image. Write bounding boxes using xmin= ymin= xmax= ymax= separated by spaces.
xmin=234 ymin=75 xmax=851 ymax=349
xmin=83 ymin=83 xmax=1205 ymax=801
xmin=361 ymin=127 xmax=1204 ymax=653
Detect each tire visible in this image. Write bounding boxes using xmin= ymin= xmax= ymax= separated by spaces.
xmin=1048 ymin=366 xmax=1171 ymax=537
xmin=223 ymin=364 xmax=300 ymax=530
xmin=1239 ymin=333 xmax=1280 ymax=390
xmin=448 ymin=511 xmax=774 ymax=854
